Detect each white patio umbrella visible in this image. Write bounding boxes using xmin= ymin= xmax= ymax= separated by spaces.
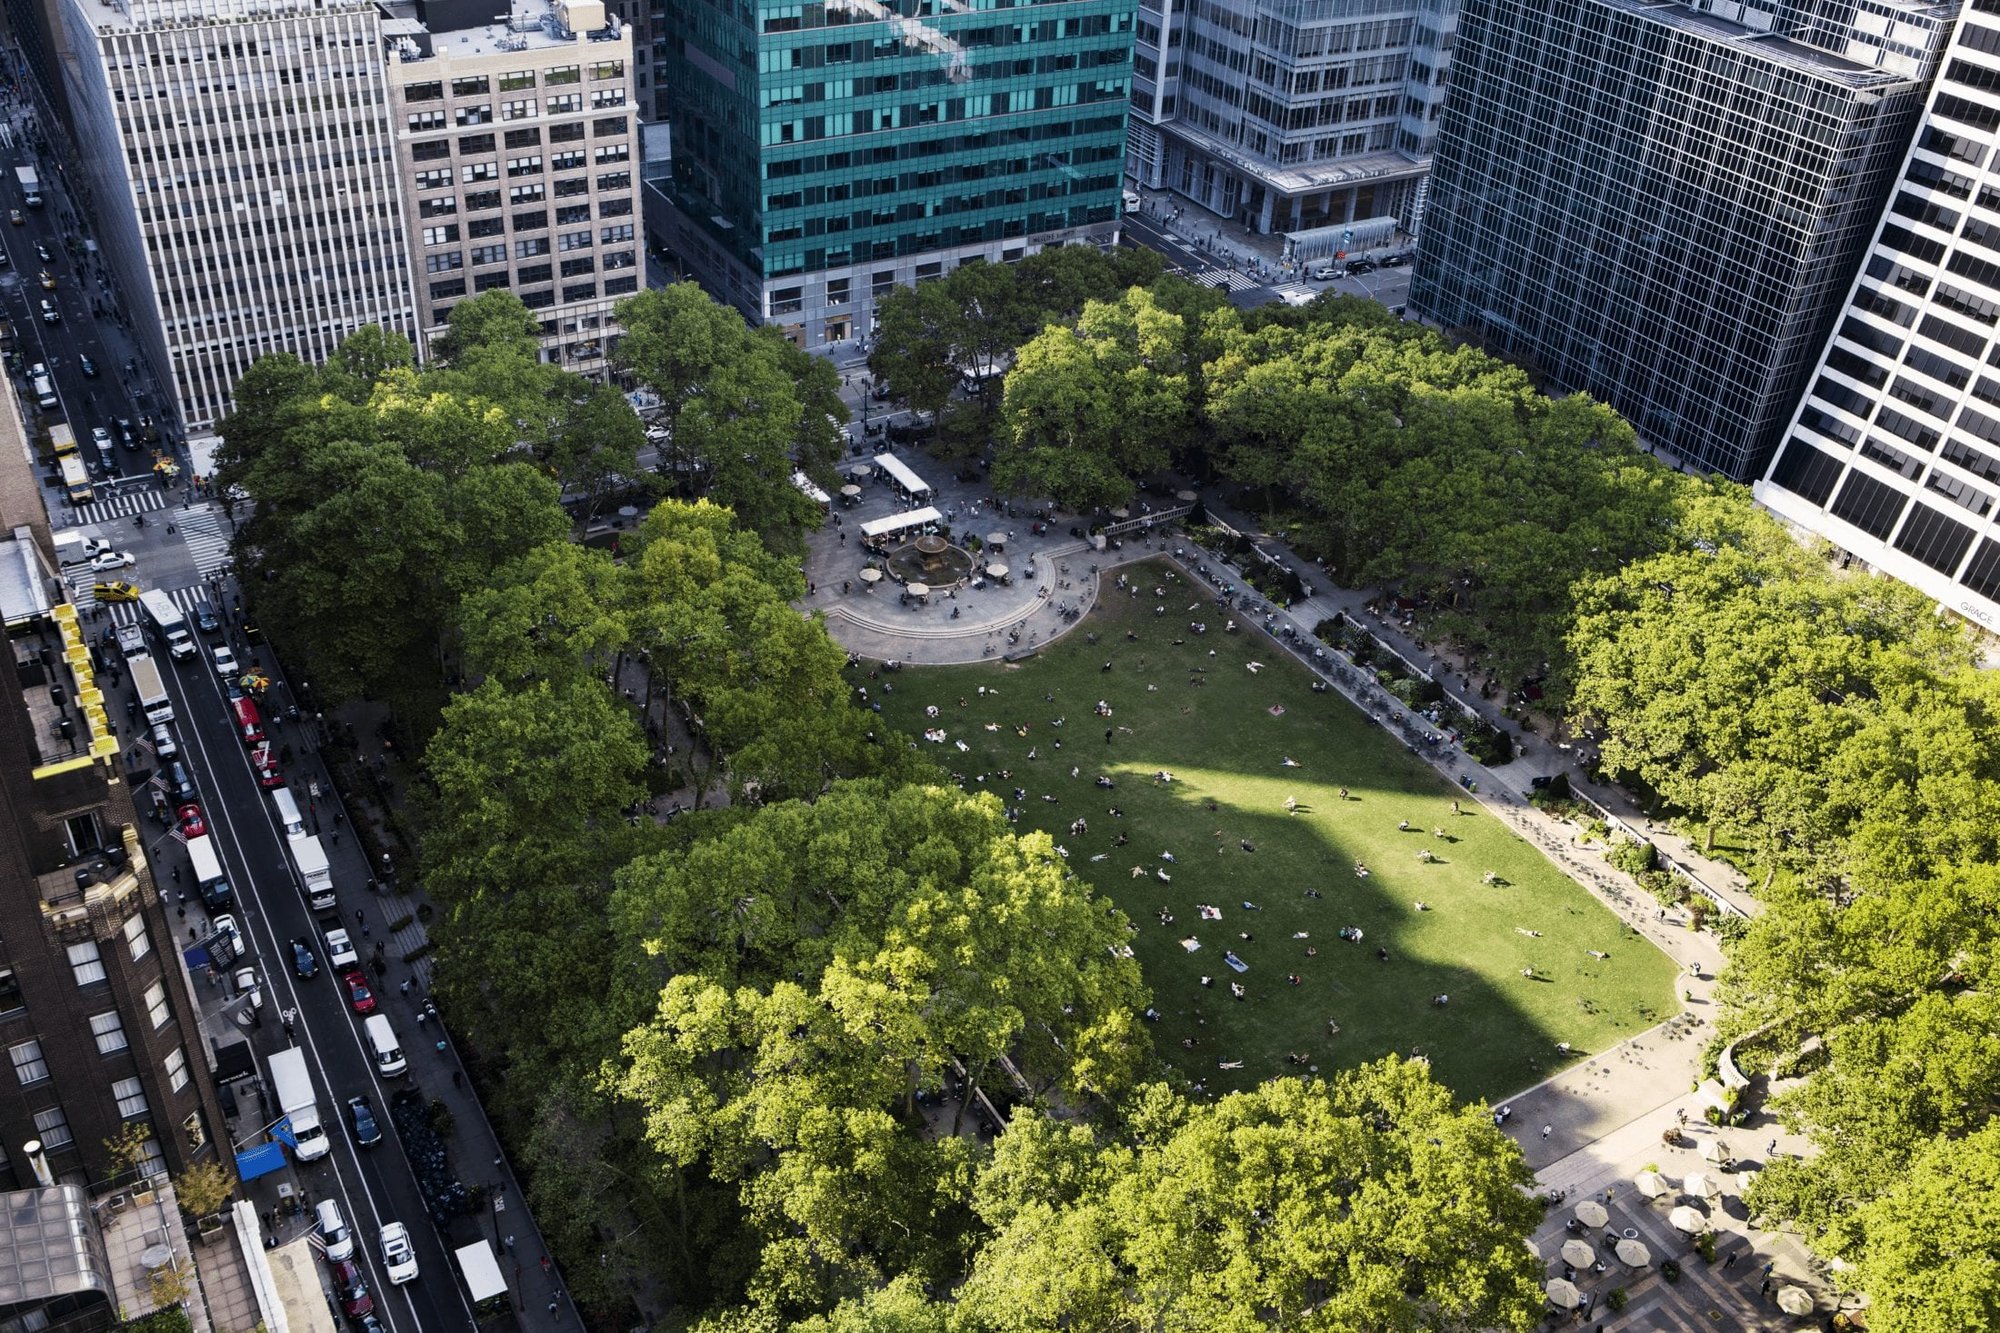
xmin=986 ymin=563 xmax=1008 ymax=578
xmin=1777 ymin=1286 xmax=1814 ymax=1317
xmin=1559 ymin=1239 xmax=1596 ymax=1268
xmin=1635 ymin=1170 xmax=1671 ymax=1198
xmin=1544 ymin=1279 xmax=1581 ymax=1310
xmin=1574 ymin=1200 xmax=1610 ymax=1228
xmin=858 ymin=567 xmax=882 ymax=582
xmin=1615 ymin=1238 xmax=1651 ymax=1268
xmin=1668 ymin=1205 xmax=1708 ymax=1233
xmin=1702 ymin=1137 xmax=1731 ymax=1163
xmin=1684 ymin=1171 xmax=1722 ymax=1199
xmin=986 ymin=531 xmax=1007 ymax=547
xmin=906 ymin=582 xmax=930 ymax=598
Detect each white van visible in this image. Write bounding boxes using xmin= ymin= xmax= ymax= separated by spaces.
xmin=363 ymin=1014 xmax=406 ymax=1077
xmin=314 ymin=1198 xmax=355 ymax=1262
xmin=271 ymin=788 xmax=304 ymax=840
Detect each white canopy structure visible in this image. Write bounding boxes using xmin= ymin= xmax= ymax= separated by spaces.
xmin=860 ymin=507 xmax=943 ymax=540
xmin=873 ymin=452 xmax=932 ymax=495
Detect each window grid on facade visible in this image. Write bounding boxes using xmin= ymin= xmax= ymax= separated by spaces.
xmin=10 ymin=1041 xmax=48 ymax=1086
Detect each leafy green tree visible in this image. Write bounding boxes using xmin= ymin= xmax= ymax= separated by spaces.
xmin=615 ymin=283 xmax=752 ymax=476
xmin=609 ymin=782 xmax=1148 ymax=1321
xmin=869 ymin=278 xmax=965 ymax=421
xmin=957 ymin=1061 xmax=1543 ymax=1333
xmin=1842 ymin=1120 xmax=2000 ymax=1333
xmin=429 ymin=288 xmax=543 ymax=367
xmin=994 ymin=288 xmax=1191 ymax=509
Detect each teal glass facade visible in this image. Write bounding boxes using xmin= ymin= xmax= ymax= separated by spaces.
xmin=661 ymin=0 xmax=1136 ymax=342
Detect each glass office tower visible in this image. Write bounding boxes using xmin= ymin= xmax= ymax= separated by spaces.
xmin=656 ymin=0 xmax=1137 ymax=346
xmin=1410 ymin=0 xmax=1949 ymax=481
xmin=1760 ymin=5 xmax=2000 ymax=635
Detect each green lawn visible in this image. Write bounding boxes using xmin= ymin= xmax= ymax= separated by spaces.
xmin=857 ymin=559 xmax=1679 ymax=1103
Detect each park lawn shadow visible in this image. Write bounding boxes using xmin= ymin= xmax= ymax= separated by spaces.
xmin=854 ymin=559 xmax=1680 ymax=1103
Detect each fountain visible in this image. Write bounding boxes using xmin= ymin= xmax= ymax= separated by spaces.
xmin=886 ymin=531 xmax=975 ymax=589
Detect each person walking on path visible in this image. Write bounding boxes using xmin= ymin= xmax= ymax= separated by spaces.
xmin=1541 ymin=1124 xmax=1552 ymax=1139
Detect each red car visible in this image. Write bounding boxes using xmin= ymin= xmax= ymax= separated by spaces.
xmin=176 ymin=804 xmax=206 ymax=839
xmin=229 ymin=693 xmax=264 ymax=745
xmin=343 ymin=973 xmax=376 ymax=1014
xmin=250 ymin=741 xmax=284 ymax=789
xmin=327 ymin=1259 xmax=373 ymax=1318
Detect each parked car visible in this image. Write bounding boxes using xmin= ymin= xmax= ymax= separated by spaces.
xmin=149 ymin=723 xmax=178 ymax=760
xmin=348 ymin=1096 xmax=382 ymax=1148
xmin=1310 ymin=263 xmax=1341 ymax=280
xmin=327 ymin=1258 xmax=372 ymax=1318
xmin=165 ymin=760 xmax=196 ymax=801
xmin=233 ymin=965 xmax=262 ymax=1017
xmin=176 ymin=803 xmax=206 ymax=838
xmin=343 ymin=973 xmax=376 ymax=1015
xmin=1382 ymin=253 xmax=1408 ymax=267
xmin=194 ymin=603 xmax=222 ymax=637
xmin=211 ymin=915 xmax=243 ymax=961
xmin=1347 ymin=259 xmax=1377 ymax=275
xmin=250 ymin=741 xmax=284 ymax=788
xmin=212 ymin=644 xmax=239 ymax=680
xmin=290 ymin=939 xmax=318 ymax=979
xmin=378 ymin=1222 xmax=418 ymax=1285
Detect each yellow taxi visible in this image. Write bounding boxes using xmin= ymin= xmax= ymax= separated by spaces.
xmin=7 ymin=209 xmax=20 ymax=226
xmin=37 ymin=270 xmax=54 ymax=290
xmin=93 ymin=581 xmax=141 ymax=603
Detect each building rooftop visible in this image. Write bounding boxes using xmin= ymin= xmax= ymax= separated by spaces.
xmin=1610 ymin=0 xmax=1922 ymax=89
xmin=382 ymin=0 xmax=621 ymax=62
xmin=0 ymin=1187 xmax=114 ymax=1319
xmin=68 ymin=0 xmax=380 ymax=37
xmin=1162 ymin=120 xmax=1425 ymax=196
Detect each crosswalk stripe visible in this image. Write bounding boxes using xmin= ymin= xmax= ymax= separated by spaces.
xmin=1192 ymin=267 xmax=1263 ymax=293
xmin=175 ymin=504 xmax=234 ymax=580
xmin=69 ymin=486 xmax=169 ymax=527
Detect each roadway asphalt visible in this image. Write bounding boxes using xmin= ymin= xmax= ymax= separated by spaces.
xmin=0 ymin=101 xmax=171 ymax=486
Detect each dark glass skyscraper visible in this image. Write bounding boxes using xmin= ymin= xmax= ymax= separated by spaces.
xmin=655 ymin=0 xmax=1137 ymax=346
xmin=1410 ymin=0 xmax=1950 ymax=481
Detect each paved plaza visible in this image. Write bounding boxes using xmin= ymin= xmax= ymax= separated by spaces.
xmin=801 ymin=432 xmax=1835 ymax=1330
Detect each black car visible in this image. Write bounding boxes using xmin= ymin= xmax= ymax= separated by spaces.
xmin=348 ymin=1096 xmax=382 ymax=1147
xmin=1381 ymin=254 xmax=1406 ymax=267
xmin=79 ymin=356 xmax=95 ymax=377
xmin=166 ymin=760 xmax=197 ymax=802
xmin=33 ymin=242 xmax=49 ymax=262
xmin=1347 ymin=259 xmax=1377 ymax=275
xmin=1529 ymin=774 xmax=1555 ymax=790
xmin=194 ymin=603 xmax=222 ymax=637
xmin=290 ymin=939 xmax=318 ymax=979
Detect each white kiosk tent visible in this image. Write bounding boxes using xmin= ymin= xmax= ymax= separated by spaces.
xmin=860 ymin=507 xmax=943 ymax=542
xmin=872 ymin=452 xmax=932 ymax=498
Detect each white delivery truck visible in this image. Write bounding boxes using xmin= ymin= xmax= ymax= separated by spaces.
xmin=454 ymin=1240 xmax=509 ymax=1316
xmin=185 ymin=833 xmax=233 ymax=909
xmin=267 ymin=1046 xmax=330 ymax=1161
xmin=293 ymin=834 xmax=335 ymax=912
xmin=128 ymin=654 xmax=174 ymax=725
xmin=138 ymin=588 xmax=196 ymax=660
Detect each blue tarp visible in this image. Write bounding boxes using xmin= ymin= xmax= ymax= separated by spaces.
xmin=235 ymin=1139 xmax=289 ymax=1182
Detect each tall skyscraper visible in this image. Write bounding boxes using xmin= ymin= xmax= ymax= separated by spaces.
xmin=1126 ymin=0 xmax=1455 ymax=239
xmin=1410 ymin=0 xmax=1950 ymax=481
xmin=0 ymin=395 xmax=226 ymax=1191
xmin=653 ymin=0 xmax=1136 ymax=347
xmin=56 ymin=0 xmax=418 ymax=435
xmin=1760 ymin=6 xmax=2000 ymax=635
xmin=383 ymin=0 xmax=643 ymax=370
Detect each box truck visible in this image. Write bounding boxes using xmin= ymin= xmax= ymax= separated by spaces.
xmin=267 ymin=1046 xmax=330 ymax=1161
xmin=139 ymin=588 xmax=196 ymax=660
xmin=129 ymin=654 xmax=174 ymax=725
xmin=293 ymin=834 xmax=335 ymax=912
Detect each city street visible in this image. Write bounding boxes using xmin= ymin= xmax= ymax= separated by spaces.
xmin=80 ymin=507 xmax=581 ymax=1328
